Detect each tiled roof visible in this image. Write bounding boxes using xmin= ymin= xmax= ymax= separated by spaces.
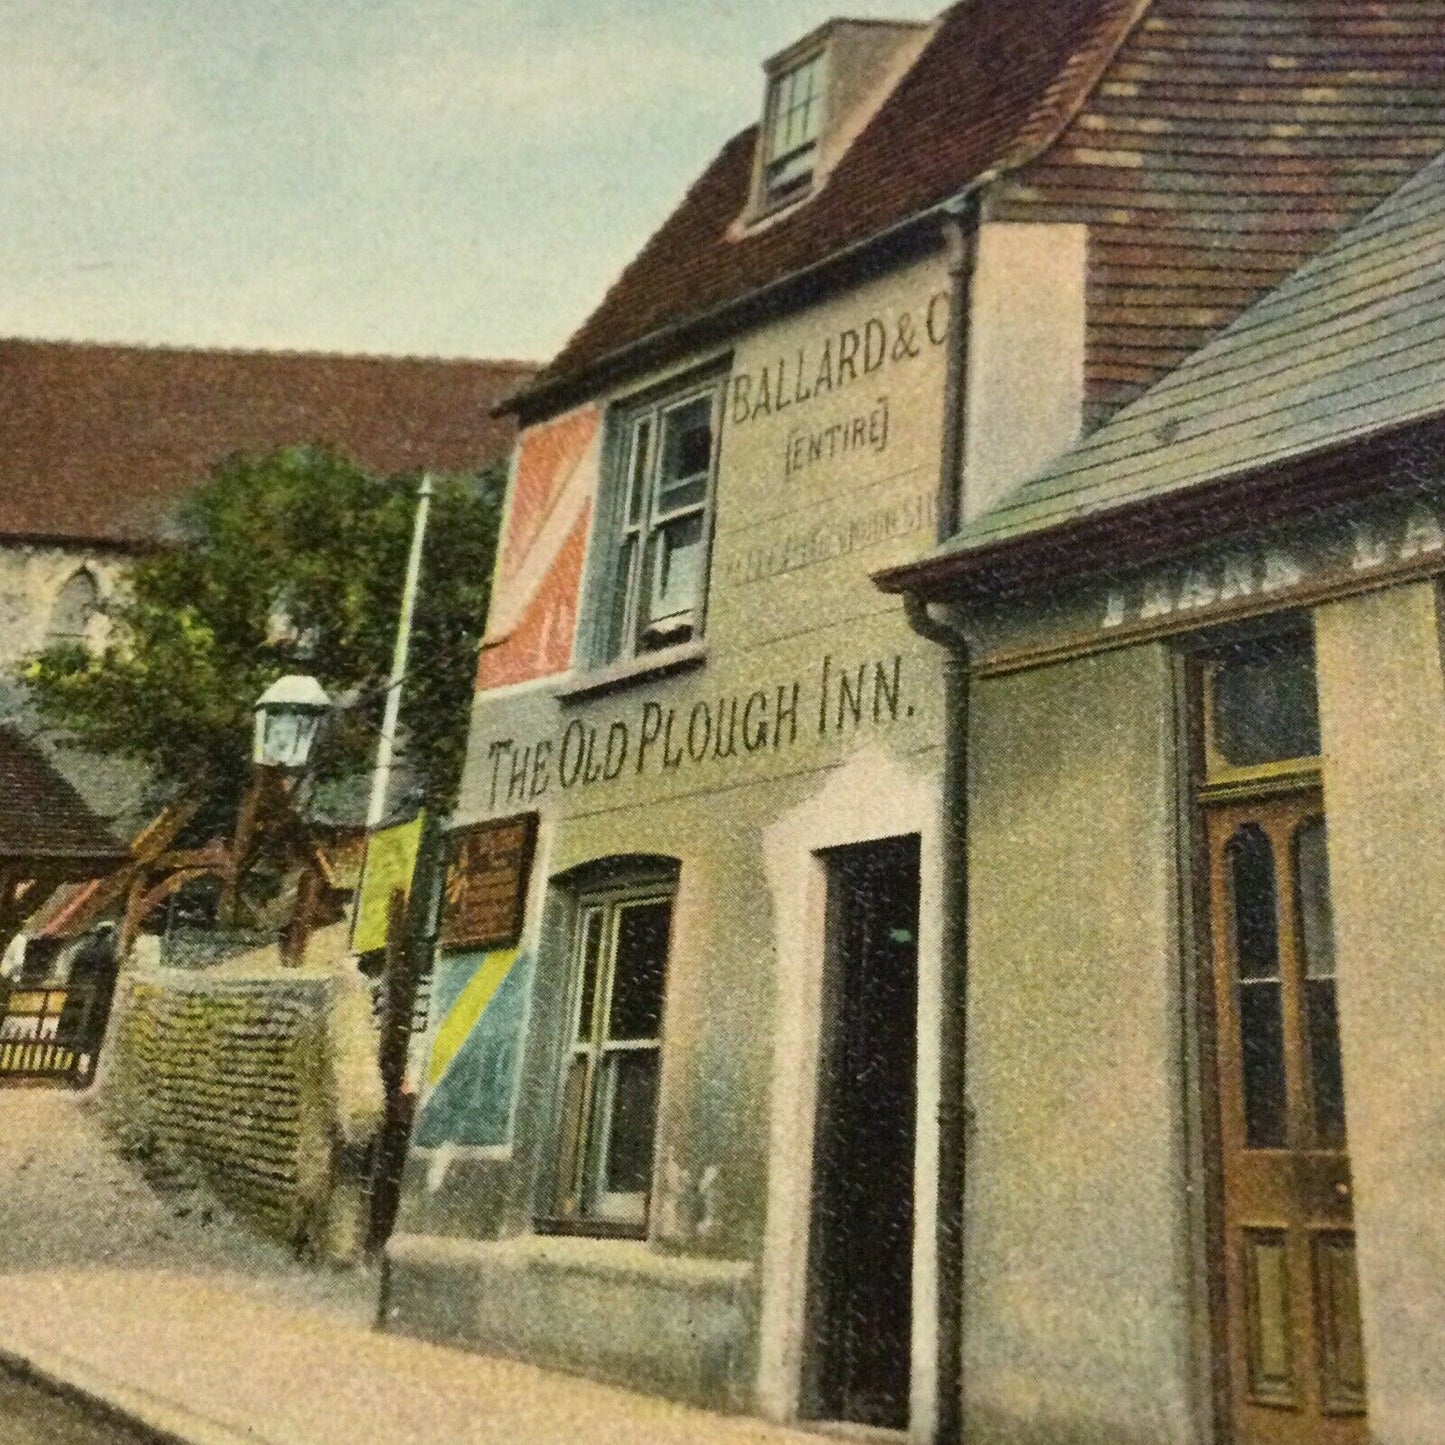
xmin=0 ymin=724 xmax=127 ymax=866
xmin=516 ymin=0 xmax=1445 ymax=422
xmin=879 ymin=150 xmax=1445 ymax=590
xmin=0 ymin=341 xmax=537 ymax=546
xmin=515 ymin=0 xmax=1150 ymax=413
xmin=990 ymin=0 xmax=1445 ymax=417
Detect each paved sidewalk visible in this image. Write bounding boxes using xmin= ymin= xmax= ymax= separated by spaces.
xmin=0 ymin=1092 xmax=821 ymax=1445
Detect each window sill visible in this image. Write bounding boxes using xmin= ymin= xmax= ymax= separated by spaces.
xmin=557 ymin=640 xmax=706 ymax=704
xmin=388 ymin=1229 xmax=754 ymax=1292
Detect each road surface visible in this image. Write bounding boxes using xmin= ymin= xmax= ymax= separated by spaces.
xmin=0 ymin=1364 xmax=155 ymax=1444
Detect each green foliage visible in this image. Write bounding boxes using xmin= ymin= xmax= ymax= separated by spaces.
xmin=21 ymin=445 xmax=503 ymax=814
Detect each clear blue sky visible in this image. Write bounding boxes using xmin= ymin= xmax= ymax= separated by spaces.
xmin=1 ymin=1 xmax=936 ymax=364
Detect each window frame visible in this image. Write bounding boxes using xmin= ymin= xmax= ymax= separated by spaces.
xmin=761 ymin=47 xmax=827 ymax=209
xmin=1190 ymin=619 xmax=1322 ymax=800
xmin=538 ymin=872 xmax=676 ymax=1238
xmin=579 ymin=369 xmax=725 ymax=673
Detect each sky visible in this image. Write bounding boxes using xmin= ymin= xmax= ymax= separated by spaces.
xmin=1 ymin=0 xmax=937 ymax=365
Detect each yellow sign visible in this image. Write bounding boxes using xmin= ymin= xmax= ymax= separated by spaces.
xmin=350 ymin=812 xmax=425 ymax=953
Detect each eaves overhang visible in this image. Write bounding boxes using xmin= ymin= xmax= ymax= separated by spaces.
xmin=873 ymin=410 xmax=1445 ymax=607
xmin=498 ymin=197 xmax=967 ymax=427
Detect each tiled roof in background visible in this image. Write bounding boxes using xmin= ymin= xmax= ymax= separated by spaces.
xmin=520 ymin=0 xmax=1445 ymax=424
xmin=0 ymin=341 xmax=536 ymax=546
xmin=520 ymin=0 xmax=1149 ymax=408
xmin=990 ymin=0 xmax=1445 ymax=418
xmin=0 ymin=724 xmax=127 ymax=866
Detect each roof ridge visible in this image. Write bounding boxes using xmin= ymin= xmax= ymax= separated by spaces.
xmin=0 ymin=335 xmax=540 ymax=371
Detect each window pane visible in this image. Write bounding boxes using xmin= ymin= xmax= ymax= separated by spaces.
xmin=659 ymin=397 xmax=712 ymax=490
xmin=603 ymin=1051 xmax=660 ymax=1195
xmin=1240 ymin=981 xmax=1288 ymax=1149
xmin=1307 ymin=979 xmax=1347 ymax=1148
xmin=608 ymin=900 xmax=671 ymax=1041
xmin=1229 ymin=824 xmax=1279 ymax=980
xmin=1294 ymin=816 xmax=1336 ymax=979
xmin=644 ymin=513 xmax=704 ymax=637
xmin=767 ymin=147 xmax=815 ymax=197
xmin=656 ymin=476 xmax=707 ymax=516
xmin=603 ymin=534 xmax=637 ymax=660
xmin=576 ymin=908 xmax=603 ymax=1041
xmin=770 ymin=71 xmax=793 ymax=154
xmin=554 ymin=1054 xmax=590 ymax=1211
xmin=1211 ymin=633 xmax=1320 ymax=767
xmin=626 ymin=419 xmax=651 ymax=526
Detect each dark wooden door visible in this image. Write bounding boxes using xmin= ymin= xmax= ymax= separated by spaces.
xmin=805 ymin=834 xmax=919 ymax=1430
xmin=1206 ymin=793 xmax=1367 ymax=1444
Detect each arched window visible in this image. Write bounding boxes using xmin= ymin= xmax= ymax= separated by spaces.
xmin=47 ymin=569 xmax=100 ymax=644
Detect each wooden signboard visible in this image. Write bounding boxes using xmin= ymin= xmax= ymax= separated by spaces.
xmin=438 ymin=813 xmax=538 ymax=952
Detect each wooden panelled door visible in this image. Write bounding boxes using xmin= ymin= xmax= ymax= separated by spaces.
xmin=1205 ymin=790 xmax=1367 ymax=1444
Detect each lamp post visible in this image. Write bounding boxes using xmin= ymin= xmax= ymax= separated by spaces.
xmin=253 ymin=674 xmax=331 ymax=771
xmin=219 ymin=674 xmax=332 ymax=929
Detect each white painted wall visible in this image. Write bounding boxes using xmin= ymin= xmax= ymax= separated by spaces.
xmin=1316 ymin=581 xmax=1445 ymax=1445
xmin=963 ymin=222 xmax=1087 ymax=524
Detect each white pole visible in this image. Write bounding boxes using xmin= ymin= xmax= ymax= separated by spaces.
xmin=365 ymin=473 xmax=434 ymax=830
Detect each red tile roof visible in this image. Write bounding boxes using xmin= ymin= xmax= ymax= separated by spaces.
xmin=0 ymin=341 xmax=537 ymax=546
xmin=516 ymin=0 xmax=1445 ymax=424
xmin=0 ymin=725 xmax=127 ymax=867
xmin=517 ymin=0 xmax=1149 ymax=414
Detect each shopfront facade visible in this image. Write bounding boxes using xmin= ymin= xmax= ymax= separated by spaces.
xmin=877 ymin=152 xmax=1445 ymax=1444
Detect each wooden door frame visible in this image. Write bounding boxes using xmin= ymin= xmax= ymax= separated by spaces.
xmin=1176 ymin=621 xmax=1362 ymax=1445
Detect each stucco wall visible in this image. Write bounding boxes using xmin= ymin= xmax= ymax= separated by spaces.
xmin=396 ymin=253 xmax=954 ymax=1424
xmin=963 ymin=222 xmax=1087 ymax=524
xmin=963 ymin=643 xmax=1198 ymax=1445
xmin=1315 ymin=581 xmax=1445 ymax=1445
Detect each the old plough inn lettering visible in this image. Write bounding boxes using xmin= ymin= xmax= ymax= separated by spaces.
xmin=385 ymin=6 xmax=1445 ymax=1445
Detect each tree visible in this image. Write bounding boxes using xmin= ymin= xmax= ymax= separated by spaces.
xmin=20 ymin=445 xmax=504 ymax=818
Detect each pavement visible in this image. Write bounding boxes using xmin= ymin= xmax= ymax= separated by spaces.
xmin=0 ymin=1089 xmax=824 ymax=1445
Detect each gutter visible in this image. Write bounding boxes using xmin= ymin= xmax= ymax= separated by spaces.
xmin=906 ymin=191 xmax=980 ymax=1445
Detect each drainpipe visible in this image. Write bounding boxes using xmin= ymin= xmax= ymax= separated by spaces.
xmin=935 ymin=189 xmax=981 ymax=540
xmin=912 ymin=186 xmax=982 ymax=1445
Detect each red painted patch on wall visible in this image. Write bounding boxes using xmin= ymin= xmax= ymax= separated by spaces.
xmin=476 ymin=503 xmax=591 ymax=692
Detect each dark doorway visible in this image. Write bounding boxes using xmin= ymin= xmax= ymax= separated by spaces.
xmin=804 ymin=833 xmax=919 ymax=1430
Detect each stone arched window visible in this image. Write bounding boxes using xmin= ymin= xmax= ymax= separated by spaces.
xmin=47 ymin=568 xmax=101 ymax=644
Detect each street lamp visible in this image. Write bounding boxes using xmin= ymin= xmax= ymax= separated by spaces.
xmin=253 ymin=675 xmax=331 ymax=771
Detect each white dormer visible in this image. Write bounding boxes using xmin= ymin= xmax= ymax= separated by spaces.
xmin=746 ymin=17 xmax=934 ymax=224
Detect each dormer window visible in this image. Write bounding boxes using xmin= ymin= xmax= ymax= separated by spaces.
xmin=763 ymin=51 xmax=825 ymax=206
xmin=743 ymin=19 xmax=933 ymax=230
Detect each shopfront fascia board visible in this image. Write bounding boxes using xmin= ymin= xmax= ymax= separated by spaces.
xmin=964 ymin=473 xmax=1445 ymax=679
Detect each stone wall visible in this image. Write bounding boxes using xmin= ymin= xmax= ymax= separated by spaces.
xmin=100 ymin=965 xmax=333 ymax=1250
xmin=0 ymin=542 xmax=122 ymax=669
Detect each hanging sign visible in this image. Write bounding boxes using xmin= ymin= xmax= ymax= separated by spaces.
xmin=438 ymin=813 xmax=538 ymax=952
xmin=350 ymin=812 xmax=426 ymax=954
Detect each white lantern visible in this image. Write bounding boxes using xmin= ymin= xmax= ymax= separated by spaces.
xmin=252 ymin=675 xmax=331 ymax=770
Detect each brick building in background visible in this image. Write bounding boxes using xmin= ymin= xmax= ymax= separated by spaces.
xmin=0 ymin=339 xmax=534 ymax=836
